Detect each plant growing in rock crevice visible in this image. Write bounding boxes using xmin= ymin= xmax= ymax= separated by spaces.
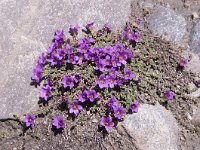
xmin=30 ymin=22 xmax=142 ymax=132
xmin=27 ymin=20 xmax=191 ymax=132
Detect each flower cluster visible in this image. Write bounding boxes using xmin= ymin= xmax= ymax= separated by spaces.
xmin=98 ymin=96 xmax=140 ymax=131
xmin=40 ymin=79 xmax=54 ymax=101
xmin=96 ymin=68 xmax=134 ymax=89
xmin=106 ymin=96 xmax=125 ymax=120
xmin=78 ymin=90 xmax=98 ymax=102
xmin=123 ymin=26 xmax=140 ymax=42
xmin=31 ymin=53 xmax=46 ymax=84
xmin=28 ymin=22 xmax=181 ymax=132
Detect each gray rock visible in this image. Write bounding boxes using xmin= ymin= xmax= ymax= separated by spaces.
xmin=139 ymin=0 xmax=154 ymax=10
xmin=148 ymin=5 xmax=187 ymax=46
xmin=189 ymin=88 xmax=200 ymax=98
xmin=186 ymin=51 xmax=200 ymax=73
xmin=188 ymin=82 xmax=197 ymax=92
xmin=190 ymin=21 xmax=200 ymax=54
xmin=0 ymin=0 xmax=131 ymax=119
xmin=122 ymin=103 xmax=179 ymax=150
xmin=192 ymin=104 xmax=200 ymax=126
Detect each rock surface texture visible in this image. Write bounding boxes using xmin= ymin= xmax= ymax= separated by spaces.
xmin=192 ymin=105 xmax=200 ymax=126
xmin=148 ymin=5 xmax=187 ymax=46
xmin=123 ymin=103 xmax=179 ymax=150
xmin=185 ymin=51 xmax=200 ymax=73
xmin=190 ymin=21 xmax=200 ymax=54
xmin=0 ymin=0 xmax=131 ymax=119
xmin=186 ymin=21 xmax=200 ymax=74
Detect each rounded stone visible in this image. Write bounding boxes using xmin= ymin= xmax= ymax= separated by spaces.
xmin=122 ymin=103 xmax=179 ymax=150
xmin=148 ymin=5 xmax=187 ymax=46
xmin=190 ymin=21 xmax=200 ymax=54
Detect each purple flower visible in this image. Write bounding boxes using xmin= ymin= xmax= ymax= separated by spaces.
xmin=107 ymin=97 xmax=118 ymax=110
xmin=95 ymin=48 xmax=105 ymax=57
xmin=89 ymin=47 xmax=95 ymax=53
xmin=104 ymin=55 xmax=111 ymax=66
xmin=67 ymin=54 xmax=78 ymax=64
xmin=103 ymin=24 xmax=112 ymax=32
xmin=164 ymin=90 xmax=174 ymax=100
xmin=96 ymin=74 xmax=108 ymax=89
xmin=85 ymin=22 xmax=94 ymax=30
xmin=179 ymin=59 xmax=188 ymax=67
xmin=111 ymin=56 xmax=121 ymax=67
xmin=97 ymin=29 xmax=104 ymax=36
xmin=61 ymin=76 xmax=74 ymax=89
xmin=117 ymin=34 xmax=123 ymax=40
xmin=137 ymin=18 xmax=144 ymax=24
xmin=87 ymin=90 xmax=98 ymax=102
xmin=118 ymin=51 xmax=127 ymax=65
xmin=124 ymin=69 xmax=134 ymax=80
xmin=77 ymin=53 xmax=85 ymax=65
xmin=114 ymin=106 xmax=125 ymax=119
xmin=78 ymin=38 xmax=95 ymax=46
xmin=84 ymin=52 xmax=95 ymax=61
xmin=56 ymin=49 xmax=66 ymax=60
xmin=24 ymin=114 xmax=36 ymax=127
xmin=65 ymin=44 xmax=73 ymax=54
xmin=73 ymin=74 xmax=81 ymax=83
xmin=46 ymin=78 xmax=54 ymax=88
xmin=107 ymin=75 xmax=117 ymax=88
xmin=40 ymin=85 xmax=53 ymax=101
xmin=196 ymin=80 xmax=200 ymax=87
xmin=52 ymin=116 xmax=65 ymax=129
xmin=63 ymin=96 xmax=68 ymax=103
xmin=130 ymin=103 xmax=140 ymax=113
xmin=137 ymin=76 xmax=141 ymax=82
xmin=78 ymin=90 xmax=88 ymax=102
xmin=37 ymin=53 xmax=46 ymax=66
xmin=100 ymin=117 xmax=114 ymax=132
xmin=48 ymin=54 xmax=57 ymax=66
xmin=54 ymin=29 xmax=65 ymax=41
xmin=78 ymin=44 xmax=90 ymax=53
xmin=69 ymin=24 xmax=80 ymax=35
xmin=132 ymin=32 xmax=140 ymax=43
xmin=123 ymin=26 xmax=133 ymax=41
xmin=47 ymin=42 xmax=57 ymax=54
xmin=87 ymin=38 xmax=95 ymax=43
xmin=102 ymin=46 xmax=113 ymax=55
xmin=124 ymin=48 xmax=134 ymax=58
xmin=31 ymin=64 xmax=43 ymax=83
xmin=123 ymin=31 xmax=132 ymax=41
xmin=48 ymin=54 xmax=63 ymax=66
xmin=114 ymin=43 xmax=124 ymax=52
xmin=108 ymin=68 xmax=118 ymax=78
xmin=68 ymin=101 xmax=83 ymax=116
xmin=95 ymin=59 xmax=106 ymax=72
xmin=117 ymin=77 xmax=125 ymax=86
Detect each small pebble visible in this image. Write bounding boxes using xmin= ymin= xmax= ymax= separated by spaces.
xmin=192 ymin=12 xmax=199 ymax=20
xmin=92 ymin=118 xmax=98 ymax=123
xmin=186 ymin=113 xmax=192 ymax=120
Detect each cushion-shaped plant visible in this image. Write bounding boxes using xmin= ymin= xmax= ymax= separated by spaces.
xmin=27 ymin=21 xmax=194 ymax=133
